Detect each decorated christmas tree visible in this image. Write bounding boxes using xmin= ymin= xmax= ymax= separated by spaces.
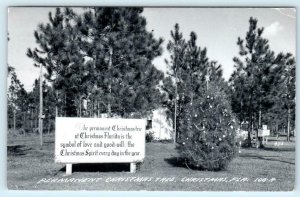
xmin=177 ymin=81 xmax=236 ymax=171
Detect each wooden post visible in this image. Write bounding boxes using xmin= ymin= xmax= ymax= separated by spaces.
xmin=130 ymin=163 xmax=136 ymax=173
xmin=66 ymin=164 xmax=72 ymax=175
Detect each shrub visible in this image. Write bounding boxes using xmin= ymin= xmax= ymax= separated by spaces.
xmin=146 ymin=130 xmax=155 ymax=143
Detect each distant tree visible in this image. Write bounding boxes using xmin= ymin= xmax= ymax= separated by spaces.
xmin=277 ymin=54 xmax=296 ymax=140
xmin=7 ymin=67 xmax=28 ymax=133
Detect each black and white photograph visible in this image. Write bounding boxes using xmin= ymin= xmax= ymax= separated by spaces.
xmin=7 ymin=7 xmax=296 ymax=191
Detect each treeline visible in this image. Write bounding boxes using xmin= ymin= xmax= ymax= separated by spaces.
xmin=7 ymin=8 xmax=295 ymax=143
xmin=8 ymin=67 xmax=56 ymax=133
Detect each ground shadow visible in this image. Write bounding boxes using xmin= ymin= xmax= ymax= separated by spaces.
xmin=164 ymin=157 xmax=186 ymax=168
xmin=43 ymin=140 xmax=54 ymax=144
xmin=263 ymin=146 xmax=295 ymax=152
xmin=60 ymin=163 xmax=130 ymax=173
xmin=164 ymin=157 xmax=202 ymax=170
xmin=239 ymin=154 xmax=295 ymax=165
xmin=7 ymin=145 xmax=31 ymax=156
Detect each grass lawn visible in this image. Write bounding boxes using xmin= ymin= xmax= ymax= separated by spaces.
xmin=7 ymin=134 xmax=295 ymax=191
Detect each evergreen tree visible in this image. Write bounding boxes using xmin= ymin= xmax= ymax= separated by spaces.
xmin=276 ymin=54 xmax=296 ymax=140
xmin=7 ymin=67 xmax=28 ymax=133
xmin=163 ymin=23 xmax=187 ymax=142
xmin=230 ymin=17 xmax=274 ymax=146
xmin=178 ymin=82 xmax=236 ymax=170
xmin=163 ymin=26 xmax=236 ymax=170
xmin=75 ymin=7 xmax=165 ymax=118
xmin=175 ymin=32 xmax=236 ymax=170
xmin=27 ymin=8 xmax=85 ymax=117
xmin=28 ymin=7 xmax=164 ymax=118
xmin=230 ymin=17 xmax=296 ymax=145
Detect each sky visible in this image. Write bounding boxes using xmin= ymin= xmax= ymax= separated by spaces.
xmin=7 ymin=7 xmax=296 ymax=91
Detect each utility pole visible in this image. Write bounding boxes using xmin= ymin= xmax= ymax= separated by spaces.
xmin=39 ymin=64 xmax=43 ymax=147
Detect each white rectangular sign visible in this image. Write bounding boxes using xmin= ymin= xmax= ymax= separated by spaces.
xmin=258 ymin=129 xmax=270 ymax=137
xmin=55 ymin=117 xmax=146 ymax=163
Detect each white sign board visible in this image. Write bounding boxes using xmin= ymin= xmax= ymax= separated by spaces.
xmin=262 ymin=125 xmax=268 ymax=130
xmin=258 ymin=129 xmax=270 ymax=137
xmin=55 ymin=117 xmax=146 ymax=164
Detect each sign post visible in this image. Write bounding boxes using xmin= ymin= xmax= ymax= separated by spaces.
xmin=66 ymin=164 xmax=72 ymax=176
xmin=258 ymin=125 xmax=270 ymax=145
xmin=55 ymin=118 xmax=146 ymax=175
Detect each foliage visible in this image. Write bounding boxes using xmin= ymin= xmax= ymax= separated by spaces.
xmin=7 ymin=66 xmax=28 ymax=131
xmin=27 ymin=7 xmax=165 ymax=118
xmin=229 ymin=17 xmax=296 ymax=144
xmin=177 ymin=82 xmax=236 ymax=171
xmin=163 ymin=24 xmax=236 ymax=170
xmin=145 ymin=131 xmax=155 ymax=143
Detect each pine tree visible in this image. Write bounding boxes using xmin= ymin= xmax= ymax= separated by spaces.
xmin=7 ymin=67 xmax=28 ymax=134
xmin=76 ymin=7 xmax=164 ymax=118
xmin=27 ymin=7 xmax=165 ymax=118
xmin=162 ymin=26 xmax=236 ymax=170
xmin=163 ymin=23 xmax=187 ymax=142
xmin=277 ymin=54 xmax=296 ymax=140
xmin=230 ymin=17 xmax=276 ymax=147
xmin=178 ymin=82 xmax=236 ymax=171
xmin=27 ymin=8 xmax=85 ymax=117
xmin=230 ymin=17 xmax=296 ymax=145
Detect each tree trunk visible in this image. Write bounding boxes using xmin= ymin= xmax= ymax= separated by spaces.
xmin=48 ymin=119 xmax=51 ymax=134
xmin=39 ymin=65 xmax=43 ymax=146
xmin=256 ymin=105 xmax=263 ymax=148
xmin=247 ymin=93 xmax=253 ymax=147
xmin=30 ymin=109 xmax=32 ymax=130
xmin=107 ymin=46 xmax=113 ymax=118
xmin=55 ymin=91 xmax=58 ymax=117
xmin=13 ymin=108 xmax=16 ymax=135
xmin=23 ymin=112 xmax=26 ymax=136
xmin=97 ymin=100 xmax=100 ymax=118
xmin=79 ymin=96 xmax=82 ymax=117
xmin=174 ymin=69 xmax=178 ymax=144
xmin=287 ymin=107 xmax=290 ymax=141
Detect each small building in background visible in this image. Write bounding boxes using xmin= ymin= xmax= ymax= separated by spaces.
xmin=96 ymin=108 xmax=174 ymax=141
xmin=147 ymin=108 xmax=173 ymax=140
